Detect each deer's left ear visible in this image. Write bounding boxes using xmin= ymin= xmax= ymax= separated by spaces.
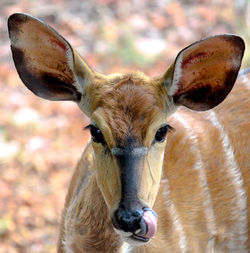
xmin=162 ymin=35 xmax=245 ymax=111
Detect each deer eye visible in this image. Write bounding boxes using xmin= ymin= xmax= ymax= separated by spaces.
xmin=90 ymin=125 xmax=105 ymax=144
xmin=155 ymin=125 xmax=172 ymax=143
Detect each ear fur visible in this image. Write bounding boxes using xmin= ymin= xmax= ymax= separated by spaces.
xmin=8 ymin=13 xmax=94 ymax=108
xmin=162 ymin=34 xmax=245 ymax=111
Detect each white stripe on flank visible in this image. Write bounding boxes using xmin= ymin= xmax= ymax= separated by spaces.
xmin=207 ymin=111 xmax=248 ymax=252
xmin=172 ymin=114 xmax=217 ymax=243
xmin=162 ymin=178 xmax=188 ymax=252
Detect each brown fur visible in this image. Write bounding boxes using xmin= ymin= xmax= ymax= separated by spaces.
xmin=57 ymin=76 xmax=249 ymax=253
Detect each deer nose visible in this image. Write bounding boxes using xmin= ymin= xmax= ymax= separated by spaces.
xmin=112 ymin=207 xmax=143 ymax=234
xmin=112 ymin=206 xmax=158 ymax=241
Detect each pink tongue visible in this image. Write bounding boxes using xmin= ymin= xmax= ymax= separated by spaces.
xmin=142 ymin=210 xmax=157 ymax=239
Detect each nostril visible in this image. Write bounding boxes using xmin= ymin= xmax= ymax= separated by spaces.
xmin=113 ymin=209 xmax=142 ymax=233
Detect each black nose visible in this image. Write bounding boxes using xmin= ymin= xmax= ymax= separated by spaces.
xmin=112 ymin=207 xmax=143 ymax=233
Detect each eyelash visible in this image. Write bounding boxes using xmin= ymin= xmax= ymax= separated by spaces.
xmin=84 ymin=124 xmax=105 ymax=144
xmin=154 ymin=124 xmax=174 ymax=143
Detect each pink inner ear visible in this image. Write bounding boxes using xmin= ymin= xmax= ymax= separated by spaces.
xmin=168 ymin=35 xmax=245 ymax=110
xmin=50 ymin=39 xmax=67 ymax=51
xmin=182 ymin=51 xmax=209 ymax=69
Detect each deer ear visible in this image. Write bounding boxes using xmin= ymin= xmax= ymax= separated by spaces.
xmin=162 ymin=35 xmax=245 ymax=111
xmin=8 ymin=13 xmax=94 ymax=111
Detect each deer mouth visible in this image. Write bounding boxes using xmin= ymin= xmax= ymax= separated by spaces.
xmin=132 ymin=208 xmax=157 ymax=241
xmin=114 ymin=208 xmax=157 ymax=244
xmin=130 ymin=234 xmax=150 ymax=243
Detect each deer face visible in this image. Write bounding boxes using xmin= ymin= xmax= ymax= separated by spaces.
xmin=8 ymin=13 xmax=244 ymax=245
xmin=87 ymin=75 xmax=169 ymax=243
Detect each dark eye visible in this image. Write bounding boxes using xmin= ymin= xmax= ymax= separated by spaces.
xmin=155 ymin=125 xmax=172 ymax=142
xmin=90 ymin=125 xmax=105 ymax=144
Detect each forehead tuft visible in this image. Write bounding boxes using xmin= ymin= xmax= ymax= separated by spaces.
xmin=94 ymin=76 xmax=164 ymax=146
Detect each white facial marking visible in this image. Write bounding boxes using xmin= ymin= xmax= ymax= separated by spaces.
xmin=114 ymin=228 xmax=149 ymax=246
xmin=111 ymin=147 xmax=148 ymax=156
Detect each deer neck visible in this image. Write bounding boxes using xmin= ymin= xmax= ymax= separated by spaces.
xmin=63 ymin=167 xmax=123 ymax=252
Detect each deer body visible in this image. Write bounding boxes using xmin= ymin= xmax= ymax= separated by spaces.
xmin=58 ymin=78 xmax=249 ymax=253
xmin=8 ymin=13 xmax=249 ymax=253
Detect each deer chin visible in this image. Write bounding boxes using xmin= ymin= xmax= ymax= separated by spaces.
xmin=123 ymin=234 xmax=150 ymax=246
xmin=114 ymin=229 xmax=150 ymax=246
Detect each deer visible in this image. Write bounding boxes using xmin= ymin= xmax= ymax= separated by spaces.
xmin=8 ymin=13 xmax=249 ymax=253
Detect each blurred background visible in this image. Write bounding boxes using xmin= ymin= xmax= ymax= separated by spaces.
xmin=0 ymin=0 xmax=250 ymax=252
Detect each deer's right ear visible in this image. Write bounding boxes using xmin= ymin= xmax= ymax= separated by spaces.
xmin=8 ymin=13 xmax=94 ymax=114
